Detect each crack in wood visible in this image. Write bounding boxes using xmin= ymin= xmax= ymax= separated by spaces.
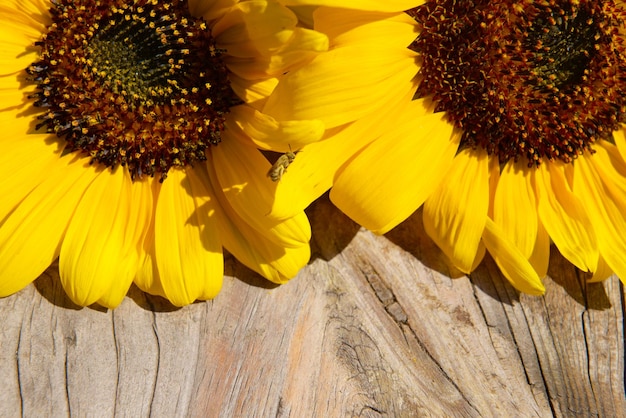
xmin=359 ymin=264 xmax=408 ymax=324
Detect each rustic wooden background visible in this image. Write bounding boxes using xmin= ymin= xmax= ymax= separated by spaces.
xmin=0 ymin=197 xmax=624 ymax=417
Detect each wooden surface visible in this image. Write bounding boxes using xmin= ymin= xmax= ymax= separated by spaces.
xmin=1 ymin=197 xmax=624 ymax=417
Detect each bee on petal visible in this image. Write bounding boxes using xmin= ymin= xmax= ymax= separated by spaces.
xmin=268 ymin=148 xmax=297 ymax=182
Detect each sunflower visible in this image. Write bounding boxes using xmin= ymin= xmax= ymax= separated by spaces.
xmin=265 ymin=0 xmax=626 ymax=294
xmin=0 ymin=0 xmax=329 ymax=308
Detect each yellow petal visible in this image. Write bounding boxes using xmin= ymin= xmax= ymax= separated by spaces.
xmin=229 ymin=74 xmax=278 ymax=110
xmin=263 ymin=9 xmax=417 ymax=128
xmin=153 ymin=167 xmax=224 ymax=306
xmin=134 ymin=211 xmax=167 ymax=299
xmin=0 ymin=155 xmax=96 ymax=297
xmin=277 ymin=0 xmax=423 ymax=12
xmin=3 ymin=0 xmax=50 ymax=21
xmin=268 ymin=126 xmax=356 ymax=220
xmin=331 ymin=109 xmax=458 ymax=234
xmin=265 ymin=47 xmax=416 ymax=128
xmin=0 ymin=136 xmax=62 ymax=221
xmin=423 ymin=149 xmax=490 ymax=273
xmin=0 ymin=1 xmax=49 ymax=75
xmin=210 ymin=139 xmax=311 ymax=247
xmin=612 ymin=127 xmax=626 ymax=164
xmin=471 ymin=243 xmax=487 ymax=272
xmin=0 ymin=79 xmax=41 ymax=133
xmin=589 ymin=255 xmax=613 ymax=283
xmin=189 ymin=0 xmax=237 ymax=22
xmin=223 ymin=226 xmax=310 ymax=283
xmin=225 ymin=29 xmax=328 ymax=78
xmin=288 ymin=6 xmax=316 ymax=28
xmin=226 ymin=105 xmax=324 ymax=151
xmin=493 ymin=161 xmax=539 ymax=259
xmin=205 ymin=168 xmax=311 ymax=283
xmin=314 ymin=7 xmax=417 ymax=48
xmin=213 ymin=1 xmax=297 ymax=51
xmin=269 ymin=87 xmax=431 ymax=220
xmin=59 ymin=168 xmax=152 ymax=308
xmin=529 ymin=221 xmax=550 ymax=279
xmin=263 ymin=27 xmax=329 ymax=75
xmin=485 ymin=154 xmax=552 ymax=277
xmin=534 ymin=160 xmax=597 ymax=271
xmin=575 ymin=145 xmax=626 ymax=282
xmin=482 ymin=218 xmax=545 ymax=295
xmin=215 ymin=2 xmax=328 ymax=77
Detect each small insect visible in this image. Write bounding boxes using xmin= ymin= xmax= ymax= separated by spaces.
xmin=267 ymin=147 xmax=297 ymax=182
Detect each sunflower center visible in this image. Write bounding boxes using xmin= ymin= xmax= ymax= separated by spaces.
xmin=27 ymin=0 xmax=240 ymax=180
xmin=408 ymin=0 xmax=626 ymax=165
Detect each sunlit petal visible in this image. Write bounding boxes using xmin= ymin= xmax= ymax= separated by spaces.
xmin=154 ymin=168 xmax=224 ymax=307
xmin=332 ymin=109 xmax=458 ymax=234
xmin=59 ymin=168 xmax=152 ymax=308
xmin=278 ymin=0 xmax=422 ymax=12
xmin=493 ymin=161 xmax=538 ymax=258
xmin=0 ymin=156 xmax=95 ymax=297
xmin=535 ymin=161 xmax=597 ymax=271
xmin=423 ymin=149 xmax=490 ymax=273
xmin=482 ymin=219 xmax=545 ymax=295
xmin=575 ymin=145 xmax=626 ymax=282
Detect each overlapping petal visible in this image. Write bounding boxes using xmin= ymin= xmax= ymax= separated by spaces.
xmin=202 ymin=160 xmax=310 ymax=283
xmin=215 ymin=1 xmax=328 ymax=78
xmin=264 ymin=8 xmax=417 ymax=128
xmin=189 ymin=0 xmax=237 ymax=22
xmin=269 ymin=81 xmax=427 ymax=220
xmin=574 ymin=144 xmax=626 ymax=281
xmin=59 ymin=167 xmax=152 ymax=308
xmin=153 ymin=168 xmax=225 ymax=307
xmin=493 ymin=161 xmax=538 ymax=260
xmin=492 ymin=160 xmax=551 ymax=278
xmin=535 ymin=160 xmax=597 ymax=272
xmin=226 ymin=105 xmax=325 ymax=151
xmin=0 ymin=137 xmax=61 ymax=221
xmin=612 ymin=127 xmax=626 ymax=164
xmin=331 ymin=108 xmax=458 ymax=234
xmin=482 ymin=219 xmax=544 ymax=295
xmin=211 ymin=131 xmax=311 ymax=247
xmin=0 ymin=2 xmax=49 ymax=74
xmin=423 ymin=149 xmax=490 ymax=273
xmin=0 ymin=155 xmax=95 ymax=297
xmin=278 ymin=0 xmax=422 ymax=12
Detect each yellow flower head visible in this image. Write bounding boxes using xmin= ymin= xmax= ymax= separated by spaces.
xmin=265 ymin=0 xmax=626 ymax=294
xmin=0 ymin=0 xmax=328 ymax=307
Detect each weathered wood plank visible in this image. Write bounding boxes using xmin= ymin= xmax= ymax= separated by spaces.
xmin=0 ymin=198 xmax=624 ymax=417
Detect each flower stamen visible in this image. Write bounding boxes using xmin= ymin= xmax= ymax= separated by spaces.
xmin=27 ymin=0 xmax=240 ymax=180
xmin=409 ymin=0 xmax=626 ymax=166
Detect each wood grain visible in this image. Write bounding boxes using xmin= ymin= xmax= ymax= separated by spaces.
xmin=1 ymin=197 xmax=624 ymax=417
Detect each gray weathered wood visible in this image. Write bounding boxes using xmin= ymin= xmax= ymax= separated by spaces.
xmin=1 ymin=198 xmax=624 ymax=417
